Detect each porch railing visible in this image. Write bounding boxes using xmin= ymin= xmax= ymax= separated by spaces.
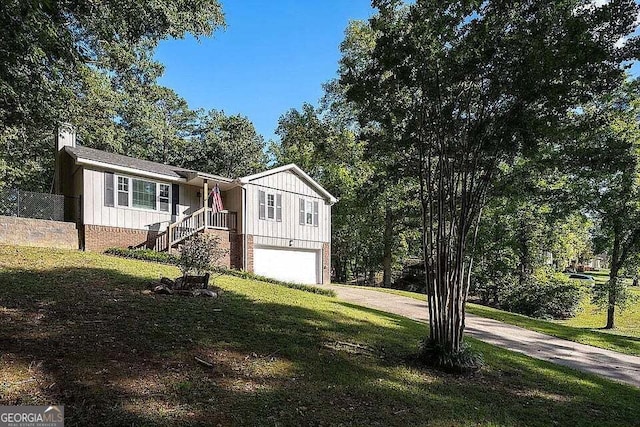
xmin=167 ymin=207 xmax=207 ymax=249
xmin=209 ymin=210 xmax=237 ymax=231
xmin=165 ymin=208 xmax=237 ymax=250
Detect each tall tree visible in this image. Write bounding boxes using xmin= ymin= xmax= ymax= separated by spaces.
xmin=0 ymin=0 xmax=225 ymax=190
xmin=340 ymin=0 xmax=638 ymax=368
xmin=185 ymin=110 xmax=267 ymax=178
xmin=577 ymin=80 xmax=640 ymax=329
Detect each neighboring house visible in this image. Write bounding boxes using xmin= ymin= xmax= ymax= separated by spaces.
xmin=54 ymin=125 xmax=336 ymax=284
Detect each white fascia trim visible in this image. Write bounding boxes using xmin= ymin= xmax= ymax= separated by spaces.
xmin=240 ymin=164 xmax=338 ymax=205
xmin=74 ymin=158 xmax=186 ymax=183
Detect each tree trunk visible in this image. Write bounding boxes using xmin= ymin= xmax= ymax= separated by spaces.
xmin=606 ymin=233 xmax=621 ymax=329
xmin=517 ymin=215 xmax=533 ymax=286
xmin=382 ymin=207 xmax=393 ymax=288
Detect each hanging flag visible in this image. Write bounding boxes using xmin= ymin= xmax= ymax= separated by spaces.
xmin=209 ymin=183 xmax=224 ymax=213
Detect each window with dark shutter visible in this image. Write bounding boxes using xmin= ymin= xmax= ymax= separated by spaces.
xmin=104 ymin=172 xmax=114 ymax=207
xmin=313 ymin=201 xmax=319 ymax=227
xmin=258 ymin=190 xmax=266 ymax=219
xmin=276 ymin=194 xmax=282 ymax=222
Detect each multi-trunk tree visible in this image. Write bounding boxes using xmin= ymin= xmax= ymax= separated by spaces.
xmin=340 ymin=0 xmax=638 ymax=368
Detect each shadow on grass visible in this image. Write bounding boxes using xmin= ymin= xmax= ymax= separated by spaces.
xmin=0 ymin=265 xmax=639 ymax=426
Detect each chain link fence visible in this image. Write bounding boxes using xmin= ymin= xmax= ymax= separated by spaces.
xmin=0 ymin=189 xmax=66 ymax=221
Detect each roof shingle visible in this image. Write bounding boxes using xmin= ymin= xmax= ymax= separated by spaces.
xmin=65 ymin=145 xmax=198 ymax=179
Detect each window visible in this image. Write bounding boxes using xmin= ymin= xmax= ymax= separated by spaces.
xmin=117 ymin=176 xmax=129 ymax=207
xmin=159 ymin=184 xmax=170 ymax=212
xmin=259 ymin=190 xmax=282 ymax=221
xmin=299 ymin=198 xmax=319 ymax=227
xmin=306 ymin=201 xmax=313 ymax=225
xmin=132 ymin=179 xmax=157 ymax=210
xmin=267 ymin=194 xmax=275 ymax=219
xmin=112 ymin=174 xmax=171 ymax=212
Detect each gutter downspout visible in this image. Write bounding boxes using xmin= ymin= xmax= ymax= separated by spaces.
xmin=242 ymin=186 xmax=248 ymax=271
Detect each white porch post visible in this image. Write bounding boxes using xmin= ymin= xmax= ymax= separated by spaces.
xmin=203 ymin=179 xmax=209 ymax=227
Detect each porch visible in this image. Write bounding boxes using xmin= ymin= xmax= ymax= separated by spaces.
xmin=166 ymin=208 xmax=237 ymax=250
xmin=154 ymin=175 xmax=241 ymax=251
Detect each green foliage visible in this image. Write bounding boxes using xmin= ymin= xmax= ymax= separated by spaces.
xmin=338 ymin=0 xmax=638 ymax=356
xmin=178 ymin=234 xmax=226 ymax=277
xmin=0 ymin=0 xmax=225 ymax=191
xmin=570 ymin=80 xmax=640 ymax=327
xmin=592 ymin=277 xmax=638 ymax=313
xmin=213 ymin=267 xmax=336 ymax=297
xmin=185 ymin=110 xmax=267 ymax=178
xmin=104 ymin=248 xmax=179 ymax=265
xmin=500 ymin=269 xmax=586 ymax=320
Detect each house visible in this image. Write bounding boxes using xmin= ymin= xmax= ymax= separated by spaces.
xmin=53 ymin=124 xmax=336 ymax=285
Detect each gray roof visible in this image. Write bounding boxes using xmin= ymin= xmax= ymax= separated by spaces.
xmin=65 ymin=145 xmax=217 ymax=180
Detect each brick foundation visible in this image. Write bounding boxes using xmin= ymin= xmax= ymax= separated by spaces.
xmin=84 ymin=225 xmax=151 ymax=252
xmin=322 ymin=242 xmax=331 ymax=284
xmin=229 ymin=233 xmax=243 ymax=269
xmin=245 ymin=234 xmax=254 ymax=273
xmin=203 ymin=228 xmax=241 ymax=269
xmin=0 ymin=215 xmax=78 ymax=250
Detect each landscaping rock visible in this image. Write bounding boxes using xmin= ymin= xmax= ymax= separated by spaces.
xmin=153 ymin=284 xmax=173 ymax=295
xmin=192 ymin=289 xmax=218 ymax=298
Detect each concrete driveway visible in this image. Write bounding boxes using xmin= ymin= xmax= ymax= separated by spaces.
xmin=326 ymin=285 xmax=640 ymax=388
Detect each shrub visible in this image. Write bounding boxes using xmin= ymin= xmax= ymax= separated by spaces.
xmin=178 ymin=234 xmax=227 ymax=277
xmin=417 ymin=338 xmax=483 ymax=374
xmin=105 ymin=248 xmax=179 ymax=265
xmin=500 ymin=268 xmax=585 ymax=319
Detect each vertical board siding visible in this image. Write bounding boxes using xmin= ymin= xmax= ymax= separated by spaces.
xmin=224 ymin=187 xmax=243 ymax=232
xmin=245 ymin=170 xmax=331 ymax=246
xmin=83 ymin=168 xmax=192 ymax=232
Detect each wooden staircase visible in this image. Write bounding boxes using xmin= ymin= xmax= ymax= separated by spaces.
xmin=143 ymin=208 xmax=237 ymax=252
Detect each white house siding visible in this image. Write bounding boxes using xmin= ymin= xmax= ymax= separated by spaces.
xmin=178 ymin=184 xmax=201 ymax=218
xmin=223 ymin=187 xmax=243 ymax=232
xmin=244 ymin=170 xmax=331 ymax=247
xmin=83 ymin=167 xmax=173 ymax=232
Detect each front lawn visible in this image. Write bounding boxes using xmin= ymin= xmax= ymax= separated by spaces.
xmin=1 ymin=246 xmax=638 ymax=426
xmin=355 ymin=283 xmax=640 ymax=356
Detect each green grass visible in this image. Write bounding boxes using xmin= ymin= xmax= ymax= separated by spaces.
xmin=1 ymin=246 xmax=639 ymax=426
xmin=559 ymin=270 xmax=640 ymax=339
xmin=104 ymin=247 xmax=336 ymax=297
xmin=348 ymin=280 xmax=640 ymax=356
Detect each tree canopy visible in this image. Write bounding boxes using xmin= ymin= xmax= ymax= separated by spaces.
xmin=338 ymin=0 xmax=639 ymax=367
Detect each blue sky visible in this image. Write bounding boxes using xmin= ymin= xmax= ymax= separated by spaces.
xmin=155 ymin=1 xmax=374 ymax=141
xmin=155 ymin=1 xmax=639 ymax=142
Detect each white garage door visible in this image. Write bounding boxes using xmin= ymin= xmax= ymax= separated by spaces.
xmin=253 ymin=247 xmax=320 ymax=284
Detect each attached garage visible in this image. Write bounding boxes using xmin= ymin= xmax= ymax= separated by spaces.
xmin=253 ymin=246 xmax=320 ymax=284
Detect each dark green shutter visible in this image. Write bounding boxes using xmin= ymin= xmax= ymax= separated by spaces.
xmin=172 ymin=184 xmax=179 ymax=215
xmin=258 ymin=190 xmax=266 ymax=219
xmin=104 ymin=172 xmax=114 ymax=207
xmin=313 ymin=201 xmax=319 ymax=227
xmin=276 ymin=194 xmax=282 ymax=222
